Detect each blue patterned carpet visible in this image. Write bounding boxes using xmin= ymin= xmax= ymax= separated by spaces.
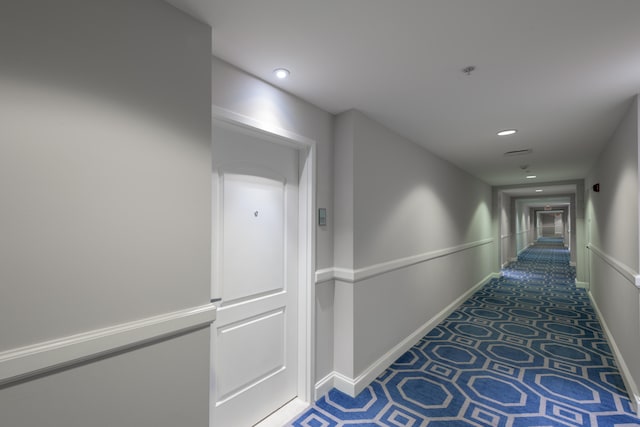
xmin=290 ymin=240 xmax=640 ymax=426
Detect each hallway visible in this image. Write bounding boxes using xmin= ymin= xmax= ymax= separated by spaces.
xmin=290 ymin=240 xmax=640 ymax=426
xmin=5 ymin=3 xmax=640 ymax=425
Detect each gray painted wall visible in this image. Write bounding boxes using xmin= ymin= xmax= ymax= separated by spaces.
xmin=333 ymin=112 xmax=355 ymax=270
xmin=514 ymin=199 xmax=533 ymax=254
xmin=499 ymin=192 xmax=513 ymax=266
xmin=586 ymin=96 xmax=640 ymax=389
xmin=351 ymin=111 xmax=492 ymax=266
xmin=334 ymin=110 xmax=495 ymax=379
xmin=0 ymin=1 xmax=212 ymax=425
xmin=1 ymin=330 xmax=211 ymax=427
xmin=587 ymin=98 xmax=639 ymax=270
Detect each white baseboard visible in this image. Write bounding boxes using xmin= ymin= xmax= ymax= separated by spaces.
xmin=313 ymin=370 xmax=356 ymax=399
xmin=314 ymin=371 xmax=337 ymax=400
xmin=587 ymin=291 xmax=640 ymax=416
xmin=575 ymin=281 xmax=589 ymax=289
xmin=254 ymin=398 xmax=309 ymax=427
xmin=333 ymin=371 xmax=357 ymax=397
xmin=317 ymin=272 xmax=499 ymax=398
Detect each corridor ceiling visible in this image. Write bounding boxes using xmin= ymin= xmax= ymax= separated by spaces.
xmin=167 ymin=0 xmax=640 ymax=186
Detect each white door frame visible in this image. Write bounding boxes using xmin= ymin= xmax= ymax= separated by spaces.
xmin=210 ymin=106 xmax=316 ymax=409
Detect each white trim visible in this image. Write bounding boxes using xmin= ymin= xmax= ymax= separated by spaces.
xmin=333 ymin=268 xmax=355 ymax=282
xmin=320 ymin=272 xmax=500 ymax=398
xmin=211 ymin=106 xmax=315 ymax=148
xmin=354 ymin=238 xmax=493 ymax=283
xmin=314 ymin=267 xmax=353 ymax=284
xmin=298 ymin=143 xmax=316 ymax=403
xmin=332 ymin=371 xmax=357 ymax=397
xmin=587 ymin=243 xmax=640 ymax=289
xmin=314 ymin=238 xmax=493 ymax=284
xmin=211 ymin=108 xmax=317 ymax=406
xmin=0 ymin=303 xmax=216 ymax=387
xmin=587 ymin=291 xmax=640 ymax=416
xmin=314 ymin=371 xmax=337 ymax=400
xmin=575 ymin=281 xmax=589 ymax=289
xmin=314 ymin=268 xmax=335 ymax=284
xmin=254 ymin=398 xmax=309 ymax=427
xmin=516 ymin=242 xmax=533 ymax=256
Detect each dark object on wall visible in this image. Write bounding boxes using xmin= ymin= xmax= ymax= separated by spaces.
xmin=592 ymin=183 xmax=600 ymax=192
xmin=318 ymin=208 xmax=327 ymax=226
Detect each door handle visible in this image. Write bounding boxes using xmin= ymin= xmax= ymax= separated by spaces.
xmin=211 ymin=298 xmax=222 ymax=303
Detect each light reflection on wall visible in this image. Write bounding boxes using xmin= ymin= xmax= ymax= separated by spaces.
xmin=243 ymin=87 xmax=288 ymax=133
xmin=363 ymin=177 xmax=492 ymax=268
xmin=212 ymin=59 xmax=297 ymax=135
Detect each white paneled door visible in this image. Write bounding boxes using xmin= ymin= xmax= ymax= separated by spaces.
xmin=211 ymin=121 xmax=299 ymax=426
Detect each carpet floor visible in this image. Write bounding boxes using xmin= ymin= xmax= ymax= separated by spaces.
xmin=289 ymin=239 xmax=640 ymax=426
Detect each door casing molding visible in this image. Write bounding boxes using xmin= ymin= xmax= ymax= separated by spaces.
xmin=210 ymin=106 xmax=317 ymax=408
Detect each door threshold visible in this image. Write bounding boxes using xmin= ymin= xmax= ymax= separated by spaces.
xmin=254 ymin=398 xmax=309 ymax=427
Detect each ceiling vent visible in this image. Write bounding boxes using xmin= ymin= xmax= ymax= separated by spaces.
xmin=504 ymin=149 xmax=533 ymax=157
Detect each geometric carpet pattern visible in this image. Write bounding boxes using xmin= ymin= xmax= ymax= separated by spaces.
xmin=290 ymin=238 xmax=640 ymax=426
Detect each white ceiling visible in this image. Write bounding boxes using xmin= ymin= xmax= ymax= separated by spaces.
xmin=503 ymin=184 xmax=574 ymax=210
xmin=167 ymin=0 xmax=640 ymax=187
xmin=501 ymin=184 xmax=576 ymax=197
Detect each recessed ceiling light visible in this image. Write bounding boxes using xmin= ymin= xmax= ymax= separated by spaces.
xmin=535 ymin=189 xmax=543 ymax=192
xmin=526 ymin=175 xmax=537 ymax=179
xmin=273 ymin=68 xmax=290 ymax=79
xmin=497 ymin=129 xmax=517 ymax=136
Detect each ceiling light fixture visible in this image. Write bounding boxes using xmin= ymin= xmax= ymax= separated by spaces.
xmin=535 ymin=189 xmax=543 ymax=192
xmin=497 ymin=129 xmax=517 ymax=136
xmin=273 ymin=68 xmax=290 ymax=79
xmin=526 ymin=175 xmax=537 ymax=179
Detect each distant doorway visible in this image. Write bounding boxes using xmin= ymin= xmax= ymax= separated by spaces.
xmin=538 ymin=211 xmax=564 ymax=238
